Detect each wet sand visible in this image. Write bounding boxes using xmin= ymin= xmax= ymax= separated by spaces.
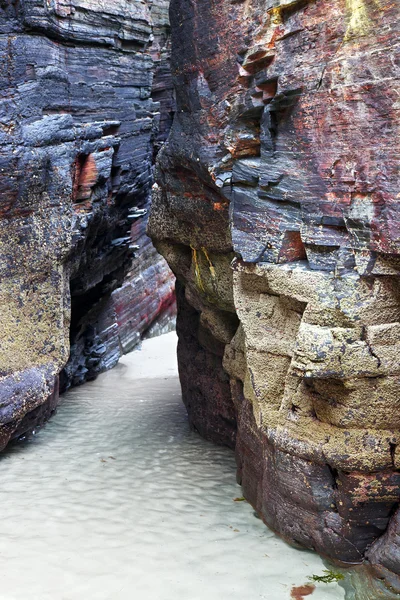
xmin=0 ymin=333 xmax=346 ymax=600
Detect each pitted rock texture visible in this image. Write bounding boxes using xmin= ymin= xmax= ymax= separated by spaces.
xmin=148 ymin=0 xmax=400 ymax=591
xmin=0 ymin=0 xmax=175 ymax=447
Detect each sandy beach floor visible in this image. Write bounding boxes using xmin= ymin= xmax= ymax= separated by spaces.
xmin=0 ymin=332 xmax=346 ymax=600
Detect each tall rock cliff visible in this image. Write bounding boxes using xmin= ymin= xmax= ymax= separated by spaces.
xmin=0 ymin=0 xmax=175 ymax=448
xmin=148 ymin=0 xmax=400 ymax=593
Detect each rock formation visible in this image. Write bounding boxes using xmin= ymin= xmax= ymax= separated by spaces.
xmin=0 ymin=0 xmax=175 ymax=448
xmin=148 ymin=0 xmax=400 ymax=593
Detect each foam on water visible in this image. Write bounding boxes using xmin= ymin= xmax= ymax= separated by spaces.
xmin=0 ymin=333 xmax=346 ymax=600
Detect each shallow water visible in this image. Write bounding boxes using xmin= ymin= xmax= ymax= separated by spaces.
xmin=0 ymin=333 xmax=347 ymax=600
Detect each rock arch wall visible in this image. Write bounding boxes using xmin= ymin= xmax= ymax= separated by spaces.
xmin=0 ymin=0 xmax=175 ymax=448
xmin=148 ymin=0 xmax=400 ymax=592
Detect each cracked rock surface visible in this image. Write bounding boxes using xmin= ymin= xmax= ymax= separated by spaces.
xmin=148 ymin=0 xmax=400 ymax=593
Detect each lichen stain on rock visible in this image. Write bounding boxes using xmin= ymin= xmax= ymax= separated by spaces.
xmin=345 ymin=0 xmax=383 ymax=40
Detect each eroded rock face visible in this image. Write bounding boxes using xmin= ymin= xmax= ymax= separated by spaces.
xmin=0 ymin=0 xmax=175 ymax=447
xmin=148 ymin=0 xmax=400 ymax=590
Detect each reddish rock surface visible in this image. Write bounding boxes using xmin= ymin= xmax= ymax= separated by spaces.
xmin=148 ymin=0 xmax=400 ymax=591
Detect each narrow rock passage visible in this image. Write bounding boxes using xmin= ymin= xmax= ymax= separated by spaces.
xmin=0 ymin=334 xmax=344 ymax=600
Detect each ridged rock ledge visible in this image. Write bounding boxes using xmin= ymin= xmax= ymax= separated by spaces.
xmin=0 ymin=0 xmax=175 ymax=448
xmin=148 ymin=0 xmax=400 ymax=595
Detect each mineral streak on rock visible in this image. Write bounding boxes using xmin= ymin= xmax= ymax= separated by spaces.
xmin=0 ymin=0 xmax=175 ymax=446
xmin=148 ymin=0 xmax=400 ymax=590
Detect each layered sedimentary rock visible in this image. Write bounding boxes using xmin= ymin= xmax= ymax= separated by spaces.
xmin=0 ymin=0 xmax=175 ymax=447
xmin=148 ymin=0 xmax=400 ymax=593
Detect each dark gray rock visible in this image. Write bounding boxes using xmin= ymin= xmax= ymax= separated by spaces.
xmin=0 ymin=0 xmax=175 ymax=445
